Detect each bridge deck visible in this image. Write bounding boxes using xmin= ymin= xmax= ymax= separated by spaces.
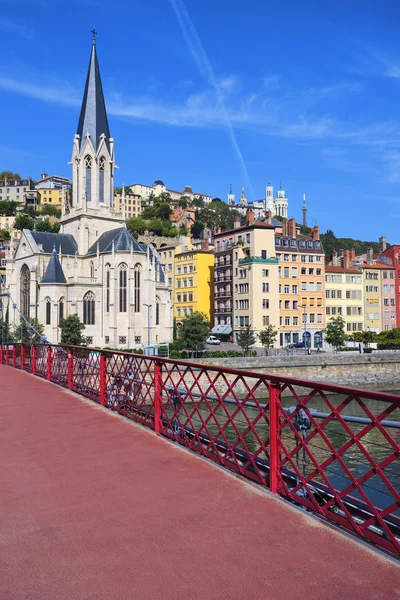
xmin=0 ymin=366 xmax=398 ymax=600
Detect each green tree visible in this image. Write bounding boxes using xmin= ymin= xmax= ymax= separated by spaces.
xmin=59 ymin=315 xmax=86 ymax=346
xmin=236 ymin=325 xmax=257 ymax=356
xmin=192 ymin=197 xmax=205 ymax=209
xmin=258 ymin=324 xmax=278 ymax=352
xmin=52 ymin=222 xmax=61 ymax=233
xmin=40 ymin=204 xmax=61 ymax=217
xmin=0 ymin=228 xmax=10 ymax=239
xmin=361 ymin=330 xmax=377 ymax=347
xmin=179 ymin=311 xmax=209 ymax=357
xmin=12 ymin=317 xmax=44 ymax=343
xmin=35 ymin=219 xmax=53 ymax=232
xmin=142 ymin=205 xmax=156 ymax=219
xmin=191 ymin=220 xmax=205 ymax=239
xmin=157 ymin=202 xmax=172 ymax=221
xmin=14 ymin=214 xmax=34 ymax=231
xmin=0 ymin=171 xmax=21 ymax=180
xmin=324 ymin=316 xmax=346 ymax=351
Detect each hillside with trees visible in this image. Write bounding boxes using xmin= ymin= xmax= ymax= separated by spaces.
xmin=300 ymin=225 xmax=383 ymax=262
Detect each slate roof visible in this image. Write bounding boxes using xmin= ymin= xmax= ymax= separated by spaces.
xmin=76 ymin=42 xmax=110 ymax=151
xmin=30 ymin=231 xmax=78 ymax=255
xmin=41 ymin=247 xmax=67 ymax=284
xmin=86 ymin=228 xmax=144 ymax=255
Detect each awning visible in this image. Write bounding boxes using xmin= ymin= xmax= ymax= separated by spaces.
xmin=211 ymin=325 xmax=233 ymax=335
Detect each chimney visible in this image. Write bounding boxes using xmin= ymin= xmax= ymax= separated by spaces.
xmin=288 ymin=217 xmax=297 ymax=238
xmin=281 ymin=219 xmax=288 ymax=236
xmin=366 ymin=248 xmax=373 ymax=265
xmin=245 ymin=209 xmax=255 ymax=226
xmin=265 ymin=210 xmax=272 ymax=225
xmin=379 ymin=236 xmax=387 ymax=252
xmin=343 ymin=250 xmax=350 ymax=269
xmin=332 ymin=251 xmax=338 ymax=267
xmin=350 ymin=249 xmax=356 ymax=261
xmin=310 ymin=225 xmax=320 ymax=240
xmin=234 ymin=215 xmax=241 ymax=229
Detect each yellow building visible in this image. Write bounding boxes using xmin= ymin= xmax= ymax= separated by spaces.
xmin=0 ymin=215 xmax=20 ymax=240
xmin=276 ymin=220 xmax=325 ymax=348
xmin=174 ymin=249 xmax=214 ymax=322
xmin=114 ymin=191 xmax=142 ymax=219
xmin=363 ymin=263 xmax=383 ymax=333
xmin=325 ymin=266 xmax=363 ymax=335
xmin=38 ymin=188 xmax=64 ymax=207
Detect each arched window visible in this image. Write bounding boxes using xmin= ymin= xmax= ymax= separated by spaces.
xmin=45 ymin=297 xmax=51 ymax=325
xmin=59 ymin=297 xmax=64 ymax=324
xmin=156 ymin=297 xmax=160 ymax=325
xmin=20 ymin=264 xmax=30 ymax=318
xmin=119 ymin=263 xmax=127 ymax=312
xmin=99 ymin=156 xmax=106 ymax=204
xmin=85 ymin=155 xmax=92 ymax=202
xmin=134 ymin=265 xmax=141 ymax=313
xmin=105 ymin=265 xmax=110 ymax=312
xmin=90 ymin=260 xmax=94 ymax=279
xmin=74 ymin=158 xmax=79 ymax=207
xmin=83 ymin=291 xmax=95 ymax=325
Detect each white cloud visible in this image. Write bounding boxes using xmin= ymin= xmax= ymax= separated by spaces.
xmin=0 ymin=18 xmax=33 ymax=40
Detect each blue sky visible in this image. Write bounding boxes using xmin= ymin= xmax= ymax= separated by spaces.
xmin=1 ymin=0 xmax=400 ymax=242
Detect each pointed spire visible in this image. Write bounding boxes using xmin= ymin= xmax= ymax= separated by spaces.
xmin=76 ymin=34 xmax=110 ymax=151
xmin=42 ymin=246 xmax=66 ymax=284
xmin=229 ymin=183 xmax=232 ymax=194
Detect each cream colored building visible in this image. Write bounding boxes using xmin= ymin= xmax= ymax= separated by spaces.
xmin=0 ymin=215 xmax=20 ymax=240
xmin=131 ymin=180 xmax=212 ymax=205
xmin=363 ymin=264 xmax=383 ymax=333
xmin=325 ymin=266 xmax=363 ymax=335
xmin=114 ymin=189 xmax=142 ymax=219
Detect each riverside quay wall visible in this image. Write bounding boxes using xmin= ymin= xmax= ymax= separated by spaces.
xmin=182 ymin=352 xmax=400 ymax=395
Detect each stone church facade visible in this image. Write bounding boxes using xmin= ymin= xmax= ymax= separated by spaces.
xmin=6 ymin=38 xmax=172 ymax=348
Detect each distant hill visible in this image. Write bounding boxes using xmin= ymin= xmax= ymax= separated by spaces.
xmin=300 ymin=226 xmax=385 ymax=262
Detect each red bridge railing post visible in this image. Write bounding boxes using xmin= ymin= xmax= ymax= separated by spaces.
xmin=47 ymin=346 xmax=52 ymax=381
xmin=67 ymin=349 xmax=73 ymax=390
xmin=154 ymin=360 xmax=162 ymax=434
xmin=99 ymin=352 xmax=106 ymax=405
xmin=0 ymin=344 xmax=3 ymax=364
xmin=21 ymin=344 xmax=25 ymax=371
xmin=268 ymin=382 xmax=281 ymax=494
xmin=5 ymin=344 xmax=9 ymax=365
xmin=32 ymin=345 xmax=36 ymax=375
xmin=12 ymin=344 xmax=16 ymax=368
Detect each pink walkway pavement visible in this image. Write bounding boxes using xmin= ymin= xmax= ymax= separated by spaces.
xmin=0 ymin=366 xmax=399 ymax=600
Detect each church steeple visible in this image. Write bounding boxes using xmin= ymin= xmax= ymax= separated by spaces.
xmin=76 ymin=33 xmax=110 ymax=152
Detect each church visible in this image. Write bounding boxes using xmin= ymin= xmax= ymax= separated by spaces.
xmin=6 ymin=36 xmax=172 ymax=348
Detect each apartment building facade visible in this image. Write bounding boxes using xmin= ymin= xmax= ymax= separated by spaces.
xmin=276 ymin=220 xmax=325 ymax=348
xmin=325 ymin=266 xmax=363 ymax=335
xmin=380 ymin=264 xmax=396 ymax=330
xmin=174 ymin=249 xmax=214 ymax=322
xmin=0 ymin=177 xmax=34 ymax=203
xmin=363 ymin=264 xmax=383 ymax=333
xmin=113 ymin=190 xmax=142 ymax=219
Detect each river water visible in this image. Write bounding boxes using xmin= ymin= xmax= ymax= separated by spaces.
xmin=166 ymin=392 xmax=400 ymax=517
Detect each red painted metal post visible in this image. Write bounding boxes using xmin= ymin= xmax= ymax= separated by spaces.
xmin=0 ymin=344 xmax=2 ymax=364
xmin=154 ymin=360 xmax=162 ymax=434
xmin=32 ymin=345 xmax=36 ymax=375
xmin=47 ymin=346 xmax=52 ymax=381
xmin=67 ymin=349 xmax=73 ymax=390
xmin=21 ymin=344 xmax=25 ymax=371
xmin=5 ymin=344 xmax=9 ymax=365
xmin=268 ymin=382 xmax=281 ymax=494
xmin=12 ymin=344 xmax=16 ymax=368
xmin=99 ymin=353 xmax=106 ymax=405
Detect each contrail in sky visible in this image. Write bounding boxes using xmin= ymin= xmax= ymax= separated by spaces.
xmin=168 ymin=0 xmax=256 ymax=199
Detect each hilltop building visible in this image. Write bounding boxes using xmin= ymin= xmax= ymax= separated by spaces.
xmin=227 ymin=181 xmax=289 ymax=220
xmin=131 ymin=181 xmax=212 ymax=205
xmin=6 ymin=36 xmax=172 ymax=348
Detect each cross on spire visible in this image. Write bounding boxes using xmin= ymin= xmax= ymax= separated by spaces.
xmin=91 ymin=26 xmax=97 ymax=45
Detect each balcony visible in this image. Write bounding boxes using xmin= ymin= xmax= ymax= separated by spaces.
xmin=215 ymin=275 xmax=232 ymax=283
xmin=214 ymin=289 xmax=232 ymax=299
xmin=239 ymin=257 xmax=278 ymax=265
xmin=214 ymin=307 xmax=232 ymax=314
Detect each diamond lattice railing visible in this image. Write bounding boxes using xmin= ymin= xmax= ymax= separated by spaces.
xmin=1 ymin=343 xmax=399 ymax=557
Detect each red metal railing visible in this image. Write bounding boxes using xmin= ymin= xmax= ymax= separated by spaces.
xmin=1 ymin=343 xmax=399 ymax=557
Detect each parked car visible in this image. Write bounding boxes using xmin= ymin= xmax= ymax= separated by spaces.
xmin=206 ymin=335 xmax=221 ymax=345
xmin=288 ymin=342 xmax=305 ymax=349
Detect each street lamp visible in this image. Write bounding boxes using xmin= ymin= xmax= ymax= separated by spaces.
xmin=143 ymin=303 xmax=152 ymax=353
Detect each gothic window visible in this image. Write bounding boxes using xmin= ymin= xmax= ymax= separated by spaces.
xmin=90 ymin=260 xmax=94 ymax=279
xmin=59 ymin=297 xmax=64 ymax=324
xmin=134 ymin=265 xmax=141 ymax=313
xmin=99 ymin=156 xmax=106 ymax=204
xmin=20 ymin=264 xmax=30 ymax=318
xmin=75 ymin=158 xmax=79 ymax=206
xmin=45 ymin=297 xmax=51 ymax=325
xmin=118 ymin=263 xmax=127 ymax=313
xmin=83 ymin=291 xmax=95 ymax=325
xmin=105 ymin=265 xmax=110 ymax=312
xmin=85 ymin=155 xmax=92 ymax=202
xmin=156 ymin=297 xmax=160 ymax=325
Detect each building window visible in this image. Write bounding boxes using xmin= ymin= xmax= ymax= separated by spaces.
xmin=85 ymin=155 xmax=92 ymax=202
xmin=99 ymin=156 xmax=106 ymax=204
xmin=262 ymin=283 xmax=269 ymax=292
xmin=83 ymin=291 xmax=95 ymax=325
xmin=156 ymin=298 xmax=160 ymax=325
xmin=86 ymin=336 xmax=93 ymax=345
xmin=58 ymin=298 xmax=64 ymax=323
xmin=119 ymin=263 xmax=128 ymax=312
xmin=119 ymin=336 xmax=127 ymax=345
xmin=106 ymin=267 xmax=110 ymax=312
xmin=45 ymin=298 xmax=51 ymax=325
xmin=90 ymin=261 xmax=95 ymax=279
xmin=20 ymin=264 xmax=30 ymax=318
xmin=134 ymin=265 xmax=141 ymax=312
